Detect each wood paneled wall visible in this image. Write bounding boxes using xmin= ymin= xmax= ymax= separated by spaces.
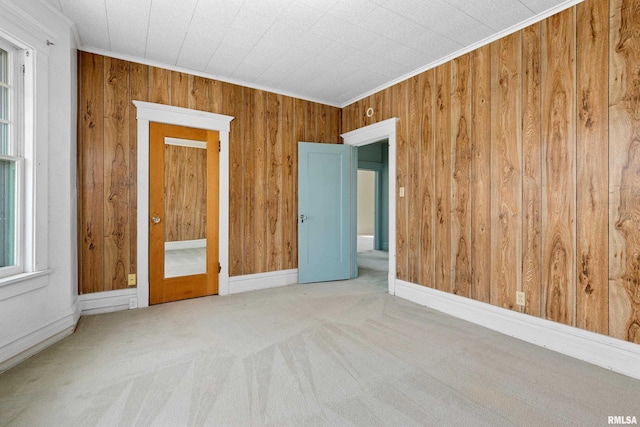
xmin=78 ymin=52 xmax=340 ymax=294
xmin=343 ymin=0 xmax=640 ymax=344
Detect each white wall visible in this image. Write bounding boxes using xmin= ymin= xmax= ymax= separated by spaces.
xmin=0 ymin=0 xmax=77 ymax=370
xmin=357 ymin=170 xmax=375 ymax=235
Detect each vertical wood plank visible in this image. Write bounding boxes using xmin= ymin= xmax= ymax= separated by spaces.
xmin=419 ymin=69 xmax=436 ymax=288
xmin=244 ymin=88 xmax=258 ymax=274
xmin=267 ymin=93 xmax=284 ymax=271
xmin=103 ymin=57 xmax=130 ymax=291
xmin=407 ymin=76 xmax=421 ymax=283
xmin=471 ymin=45 xmax=492 ymax=304
xmin=128 ymin=62 xmax=148 ymax=278
xmin=541 ymin=9 xmax=577 ymax=325
xmin=576 ymin=0 xmax=609 ymax=334
xmin=490 ymin=33 xmax=522 ymax=310
xmin=170 ymin=71 xmax=189 ymax=108
xmin=435 ymin=63 xmax=452 ymax=293
xmin=305 ymin=102 xmax=317 ymax=142
xmin=316 ymin=102 xmax=327 ymax=142
xmin=225 ymin=83 xmax=244 ymax=276
xmin=79 ymin=52 xmax=105 ymax=294
xmin=394 ymin=81 xmax=409 ymax=281
xmin=209 ymin=80 xmax=224 ymax=114
xmin=282 ymin=96 xmax=295 ymax=270
xmin=451 ymin=54 xmax=472 ymax=297
xmin=150 ymin=66 xmax=170 ymax=105
xmin=188 ymin=75 xmax=209 ymax=111
xmin=522 ymin=23 xmax=542 ymax=316
xmin=609 ymin=0 xmax=640 ymax=343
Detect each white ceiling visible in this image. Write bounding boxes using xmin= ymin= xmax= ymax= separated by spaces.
xmin=44 ymin=0 xmax=578 ymax=107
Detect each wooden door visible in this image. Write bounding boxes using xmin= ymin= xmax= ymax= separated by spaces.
xmin=149 ymin=123 xmax=219 ymax=304
xmin=298 ymin=142 xmax=356 ymax=283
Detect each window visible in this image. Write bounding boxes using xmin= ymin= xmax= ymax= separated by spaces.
xmin=0 ymin=37 xmax=23 ymax=278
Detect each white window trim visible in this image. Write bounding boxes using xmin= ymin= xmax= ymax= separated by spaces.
xmin=0 ymin=5 xmax=51 ymax=288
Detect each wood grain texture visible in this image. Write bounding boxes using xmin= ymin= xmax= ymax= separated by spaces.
xmin=128 ymin=62 xmax=148 ymax=280
xmin=470 ymin=45 xmax=492 ymax=304
xmin=267 ymin=92 xmax=283 ymax=272
xmin=522 ymin=23 xmax=542 ymax=316
xmin=407 ymin=76 xmax=421 ymax=283
xmin=79 ymin=52 xmax=105 ymax=294
xmin=419 ymin=70 xmax=436 ymax=288
xmin=576 ymin=0 xmax=609 ymax=334
xmin=188 ymin=75 xmax=209 ymax=110
xmin=435 ymin=63 xmax=452 ymax=293
xmin=240 ymin=88 xmax=256 ymax=275
xmin=282 ymin=96 xmax=295 ymax=270
xmin=103 ymin=57 xmax=130 ymax=291
xmin=394 ymin=80 xmax=409 ymax=281
xmin=541 ymin=9 xmax=577 ymax=326
xmin=150 ymin=67 xmax=170 ymax=105
xmin=490 ymin=33 xmax=522 ymax=311
xmin=78 ymin=54 xmax=341 ymax=292
xmin=224 ymin=83 xmax=244 ymax=276
xmin=609 ymin=0 xmax=640 ymax=343
xmin=170 ymin=71 xmax=189 ymax=108
xmin=450 ymin=55 xmax=472 ymax=297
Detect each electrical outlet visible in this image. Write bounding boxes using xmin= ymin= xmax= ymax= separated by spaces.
xmin=128 ymin=274 xmax=137 ymax=286
xmin=399 ymin=187 xmax=405 ymax=197
xmin=516 ymin=291 xmax=526 ymax=306
xmin=129 ymin=297 xmax=138 ymax=310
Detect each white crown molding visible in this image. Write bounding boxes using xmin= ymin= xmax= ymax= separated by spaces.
xmin=338 ymin=0 xmax=585 ymax=108
xmin=396 ymin=279 xmax=640 ymax=380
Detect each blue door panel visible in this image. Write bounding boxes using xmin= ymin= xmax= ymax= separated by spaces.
xmin=298 ymin=142 xmax=353 ymax=284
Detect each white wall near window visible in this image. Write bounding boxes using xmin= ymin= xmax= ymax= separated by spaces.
xmin=0 ymin=0 xmax=78 ymax=371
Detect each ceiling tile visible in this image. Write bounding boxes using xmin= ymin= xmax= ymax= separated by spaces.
xmin=443 ymin=0 xmax=533 ymax=31
xmin=59 ymin=0 xmax=110 ymax=49
xmin=144 ymin=0 xmax=199 ymax=64
xmin=105 ymin=0 xmax=151 ymax=58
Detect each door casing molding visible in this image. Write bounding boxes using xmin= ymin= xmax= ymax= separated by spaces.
xmin=341 ymin=118 xmax=398 ymax=295
xmin=133 ymin=101 xmax=234 ymax=307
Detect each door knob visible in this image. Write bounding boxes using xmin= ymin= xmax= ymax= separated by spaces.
xmin=152 ymin=216 xmax=161 ymax=224
xmin=300 ymin=214 xmax=307 ymax=223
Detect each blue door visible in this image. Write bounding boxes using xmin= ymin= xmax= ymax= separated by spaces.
xmin=298 ymin=142 xmax=356 ymax=283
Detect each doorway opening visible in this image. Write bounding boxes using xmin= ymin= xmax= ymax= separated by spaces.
xmin=356 ymin=140 xmax=389 ymax=288
xmin=342 ymin=118 xmax=398 ymax=295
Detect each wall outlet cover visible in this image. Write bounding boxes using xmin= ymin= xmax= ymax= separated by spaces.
xmin=516 ymin=291 xmax=525 ymax=306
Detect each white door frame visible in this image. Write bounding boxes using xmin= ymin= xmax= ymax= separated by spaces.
xmin=133 ymin=101 xmax=234 ymax=307
xmin=341 ymin=118 xmax=398 ymax=295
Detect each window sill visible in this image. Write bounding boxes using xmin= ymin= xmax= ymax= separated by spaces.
xmin=0 ymin=269 xmax=54 ymax=301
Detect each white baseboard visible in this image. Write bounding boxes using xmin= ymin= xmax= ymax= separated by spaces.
xmin=0 ymin=308 xmax=78 ymax=374
xmin=78 ymin=288 xmax=138 ymax=315
xmin=395 ymin=279 xmax=640 ymax=380
xmin=229 ymin=269 xmax=298 ymax=294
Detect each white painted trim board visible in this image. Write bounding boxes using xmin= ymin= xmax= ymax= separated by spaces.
xmin=395 ymin=279 xmax=640 ymax=380
xmin=229 ymin=269 xmax=298 ymax=295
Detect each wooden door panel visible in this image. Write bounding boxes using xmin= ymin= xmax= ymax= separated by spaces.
xmin=149 ymin=122 xmax=219 ymax=304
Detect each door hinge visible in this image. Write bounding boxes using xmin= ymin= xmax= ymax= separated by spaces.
xmin=22 ymin=64 xmax=25 ymax=75
xmin=218 ymin=262 xmax=221 ymax=273
xmin=219 ymin=141 xmax=221 ymax=152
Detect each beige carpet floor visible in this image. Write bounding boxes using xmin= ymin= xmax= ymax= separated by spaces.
xmin=1 ymin=254 xmax=639 ymax=426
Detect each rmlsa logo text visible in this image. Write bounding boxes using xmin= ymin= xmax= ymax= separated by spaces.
xmin=608 ymin=416 xmax=638 ymax=425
